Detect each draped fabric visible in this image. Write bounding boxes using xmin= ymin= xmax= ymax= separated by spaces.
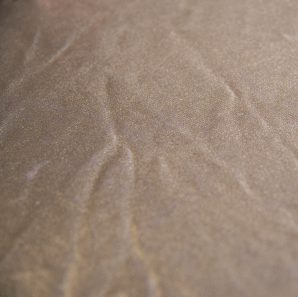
xmin=1 ymin=0 xmax=298 ymax=296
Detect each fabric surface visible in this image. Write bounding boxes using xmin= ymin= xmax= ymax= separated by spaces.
xmin=1 ymin=0 xmax=298 ymax=296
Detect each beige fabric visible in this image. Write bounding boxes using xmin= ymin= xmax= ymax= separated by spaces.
xmin=1 ymin=0 xmax=298 ymax=296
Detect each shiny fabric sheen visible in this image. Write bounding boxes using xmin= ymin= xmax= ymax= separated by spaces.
xmin=1 ymin=0 xmax=298 ymax=296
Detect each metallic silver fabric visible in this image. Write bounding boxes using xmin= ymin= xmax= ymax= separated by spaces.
xmin=1 ymin=0 xmax=298 ymax=296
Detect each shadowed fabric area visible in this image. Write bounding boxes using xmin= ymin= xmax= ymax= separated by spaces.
xmin=1 ymin=0 xmax=298 ymax=296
